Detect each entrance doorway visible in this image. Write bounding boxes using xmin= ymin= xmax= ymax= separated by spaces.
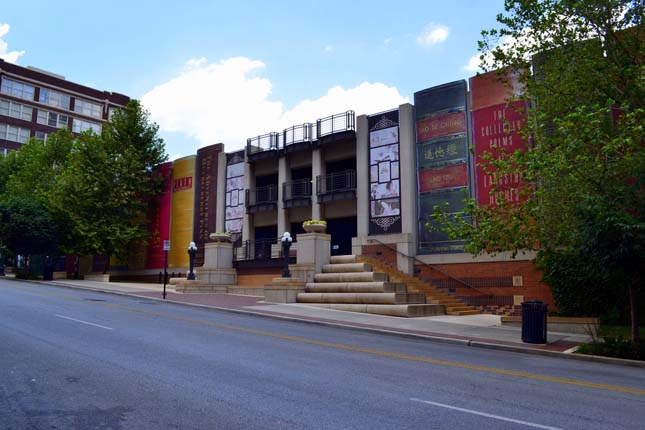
xmin=326 ymin=217 xmax=357 ymax=256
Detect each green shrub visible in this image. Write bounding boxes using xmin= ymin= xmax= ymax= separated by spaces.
xmin=576 ymin=338 xmax=645 ymax=361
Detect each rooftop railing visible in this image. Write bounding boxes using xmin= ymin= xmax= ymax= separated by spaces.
xmin=247 ymin=132 xmax=280 ymax=155
xmin=317 ymin=110 xmax=355 ymax=139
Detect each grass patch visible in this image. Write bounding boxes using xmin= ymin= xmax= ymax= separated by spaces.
xmin=599 ymin=325 xmax=645 ymax=339
xmin=576 ymin=325 xmax=645 ymax=361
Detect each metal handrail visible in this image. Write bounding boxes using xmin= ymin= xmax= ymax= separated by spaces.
xmin=247 ymin=132 xmax=279 ymax=154
xmin=316 ymin=170 xmax=356 ymax=195
xmin=283 ymin=123 xmax=314 ymax=148
xmin=245 ymin=184 xmax=278 ymax=206
xmin=365 ymin=237 xmax=489 ymax=296
xmin=233 ymin=236 xmax=297 ymax=261
xmin=282 ymin=178 xmax=312 ymax=201
xmin=316 ymin=110 xmax=355 ymax=139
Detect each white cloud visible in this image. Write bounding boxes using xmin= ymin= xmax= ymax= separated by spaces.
xmin=141 ymin=57 xmax=409 ymax=155
xmin=416 ymin=23 xmax=449 ymax=46
xmin=0 ymin=23 xmax=25 ymax=64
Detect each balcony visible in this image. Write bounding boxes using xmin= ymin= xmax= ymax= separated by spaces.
xmin=282 ymin=178 xmax=312 ymax=208
xmin=316 ymin=110 xmax=355 ymax=144
xmin=246 ymin=132 xmax=281 ymax=161
xmin=316 ymin=170 xmax=356 ymax=203
xmin=245 ymin=184 xmax=278 ymax=213
xmin=245 ymin=111 xmax=356 ymax=160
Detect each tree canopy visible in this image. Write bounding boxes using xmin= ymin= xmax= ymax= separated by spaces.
xmin=432 ymin=0 xmax=644 ymax=341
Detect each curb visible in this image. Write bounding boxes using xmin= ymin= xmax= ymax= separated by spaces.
xmin=7 ymin=278 xmax=645 ymax=369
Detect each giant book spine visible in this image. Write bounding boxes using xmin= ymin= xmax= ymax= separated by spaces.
xmin=146 ymin=161 xmax=173 ymax=269
xmin=414 ymin=80 xmax=470 ymax=254
xmin=168 ymin=156 xmax=196 ymax=269
xmin=193 ymin=144 xmax=224 ymax=266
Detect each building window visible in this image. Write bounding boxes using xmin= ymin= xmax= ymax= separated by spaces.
xmin=0 ymin=78 xmax=35 ymax=101
xmin=72 ymin=118 xmax=101 ymax=134
xmin=35 ymin=131 xmax=48 ymax=143
xmin=74 ymin=98 xmax=102 ymax=118
xmin=0 ymin=123 xmax=30 ymax=144
xmin=37 ymin=109 xmax=69 ymax=129
xmin=0 ymin=98 xmax=33 ymax=121
xmin=108 ymin=106 xmax=119 ymax=121
xmin=39 ymin=88 xmax=71 ymax=110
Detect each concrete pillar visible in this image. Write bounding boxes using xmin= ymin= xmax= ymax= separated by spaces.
xmin=356 ymin=114 xmax=369 ymax=237
xmin=242 ymin=158 xmax=254 ymax=242
xmin=215 ymin=152 xmax=227 ymax=233
xmin=277 ymin=156 xmax=290 ymax=235
xmin=296 ymin=232 xmax=331 ymax=274
xmin=398 ymin=103 xmax=418 ymax=262
xmin=311 ymin=148 xmax=325 ymax=220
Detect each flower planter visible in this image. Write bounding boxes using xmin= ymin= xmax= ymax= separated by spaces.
xmin=209 ymin=233 xmax=232 ymax=243
xmin=302 ymin=223 xmax=326 ymax=233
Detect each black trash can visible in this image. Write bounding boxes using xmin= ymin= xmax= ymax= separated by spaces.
xmin=43 ymin=256 xmax=54 ymax=281
xmin=521 ymin=300 xmax=548 ymax=344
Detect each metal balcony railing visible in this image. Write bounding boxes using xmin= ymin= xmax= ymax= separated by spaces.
xmin=246 ymin=111 xmax=356 ymax=155
xmin=245 ymin=184 xmax=278 ymax=207
xmin=316 ymin=170 xmax=356 ymax=195
xmin=316 ymin=110 xmax=355 ymax=139
xmin=247 ymin=132 xmax=279 ymax=155
xmin=282 ymin=178 xmax=312 ymax=201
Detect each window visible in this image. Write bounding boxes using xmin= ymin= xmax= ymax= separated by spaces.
xmin=37 ymin=109 xmax=69 ymax=128
xmin=72 ymin=118 xmax=101 ymax=134
xmin=74 ymin=98 xmax=102 ymax=118
xmin=0 ymin=78 xmax=35 ymax=101
xmin=0 ymin=99 xmax=33 ymax=121
xmin=35 ymin=131 xmax=48 ymax=143
xmin=39 ymin=88 xmax=71 ymax=110
xmin=0 ymin=123 xmax=30 ymax=143
xmin=108 ymin=106 xmax=119 ymax=121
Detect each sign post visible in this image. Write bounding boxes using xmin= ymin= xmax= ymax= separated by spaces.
xmin=163 ymin=240 xmax=170 ymax=299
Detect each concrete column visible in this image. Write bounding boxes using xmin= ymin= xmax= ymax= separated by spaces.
xmin=355 ymin=114 xmax=369 ymax=237
xmin=277 ymin=155 xmax=290 ymax=235
xmin=242 ymin=158 xmax=254 ymax=242
xmin=215 ymin=152 xmax=227 ymax=233
xmin=398 ymin=103 xmax=418 ymax=258
xmin=311 ymin=148 xmax=325 ymax=220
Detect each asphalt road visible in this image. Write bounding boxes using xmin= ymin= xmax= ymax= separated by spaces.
xmin=1 ymin=279 xmax=643 ymax=430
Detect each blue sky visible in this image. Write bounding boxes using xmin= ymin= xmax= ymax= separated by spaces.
xmin=1 ymin=0 xmax=506 ymax=158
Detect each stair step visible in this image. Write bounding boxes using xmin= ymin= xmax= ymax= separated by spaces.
xmin=314 ymin=272 xmax=388 ymax=283
xmin=322 ymin=263 xmax=372 ymax=273
xmin=305 ymin=282 xmax=407 ymax=293
xmin=297 ymin=292 xmax=426 ymax=305
xmin=447 ymin=309 xmax=481 ymax=316
xmin=330 ymin=255 xmax=357 ymax=264
xmin=445 ymin=306 xmax=475 ymax=312
xmin=300 ymin=303 xmax=445 ymax=317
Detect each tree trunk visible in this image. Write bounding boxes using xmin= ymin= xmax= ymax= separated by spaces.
xmin=628 ymin=284 xmax=640 ymax=343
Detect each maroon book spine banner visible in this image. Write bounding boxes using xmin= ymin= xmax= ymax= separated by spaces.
xmin=146 ymin=161 xmax=173 ymax=269
xmin=419 ymin=163 xmax=469 ymax=193
xmin=193 ymin=144 xmax=224 ymax=266
xmin=472 ymin=101 xmax=528 ymax=206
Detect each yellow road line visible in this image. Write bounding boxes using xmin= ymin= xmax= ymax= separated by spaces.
xmin=4 ymin=282 xmax=645 ymax=396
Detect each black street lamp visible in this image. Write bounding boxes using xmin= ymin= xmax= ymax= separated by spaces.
xmin=281 ymin=232 xmax=293 ymax=278
xmin=187 ymin=241 xmax=197 ymax=280
xmin=0 ymin=248 xmax=5 ymax=276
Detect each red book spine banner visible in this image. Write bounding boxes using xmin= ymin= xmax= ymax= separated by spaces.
xmin=416 ymin=110 xmax=466 ymax=142
xmin=146 ymin=162 xmax=173 ymax=269
xmin=472 ymin=101 xmax=528 ymax=206
xmin=419 ymin=163 xmax=469 ymax=193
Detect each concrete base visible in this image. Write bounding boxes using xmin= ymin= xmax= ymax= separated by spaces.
xmin=288 ymin=263 xmax=316 ymax=283
xmin=53 ymin=271 xmax=67 ymax=280
xmin=264 ymin=277 xmax=306 ymax=303
xmin=83 ymin=273 xmax=110 ymax=282
xmin=195 ymin=267 xmax=237 ymax=285
xmin=300 ymin=303 xmax=445 ymax=317
xmin=173 ymin=280 xmax=228 ymax=294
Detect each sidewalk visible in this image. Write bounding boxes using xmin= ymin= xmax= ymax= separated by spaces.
xmin=40 ymin=278 xmax=590 ymax=353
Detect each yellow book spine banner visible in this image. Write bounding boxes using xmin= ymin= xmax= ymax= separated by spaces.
xmin=168 ymin=155 xmax=196 ymax=269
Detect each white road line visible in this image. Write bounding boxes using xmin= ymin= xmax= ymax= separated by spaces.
xmin=54 ymin=314 xmax=113 ymax=330
xmin=410 ymin=398 xmax=566 ymax=430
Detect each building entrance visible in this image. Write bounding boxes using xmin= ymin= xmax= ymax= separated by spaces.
xmin=326 ymin=217 xmax=357 ymax=256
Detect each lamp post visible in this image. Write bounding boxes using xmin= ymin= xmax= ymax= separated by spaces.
xmin=187 ymin=241 xmax=197 ymax=280
xmin=0 ymin=248 xmax=5 ymax=277
xmin=281 ymin=232 xmax=292 ymax=278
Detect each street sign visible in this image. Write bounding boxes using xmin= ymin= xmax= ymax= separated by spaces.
xmin=163 ymin=240 xmax=171 ymax=251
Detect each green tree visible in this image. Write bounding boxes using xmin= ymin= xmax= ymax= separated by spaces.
xmin=433 ymin=1 xmax=644 ymax=342
xmin=54 ymin=101 xmax=167 ymax=270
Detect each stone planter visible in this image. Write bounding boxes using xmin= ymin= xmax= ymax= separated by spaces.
xmin=209 ymin=233 xmax=232 ymax=243
xmin=302 ymin=223 xmax=326 ymax=233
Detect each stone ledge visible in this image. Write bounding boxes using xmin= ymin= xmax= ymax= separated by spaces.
xmin=501 ymin=316 xmax=599 ymax=335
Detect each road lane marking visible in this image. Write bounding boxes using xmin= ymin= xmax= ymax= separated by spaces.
xmin=54 ymin=314 xmax=114 ymax=330
xmin=411 ymin=398 xmax=566 ymax=430
xmin=5 ymin=283 xmax=645 ymax=396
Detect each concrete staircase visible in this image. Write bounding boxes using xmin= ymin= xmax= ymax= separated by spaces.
xmin=296 ymin=255 xmax=445 ymax=317
xmin=358 ymin=255 xmax=480 ymax=316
